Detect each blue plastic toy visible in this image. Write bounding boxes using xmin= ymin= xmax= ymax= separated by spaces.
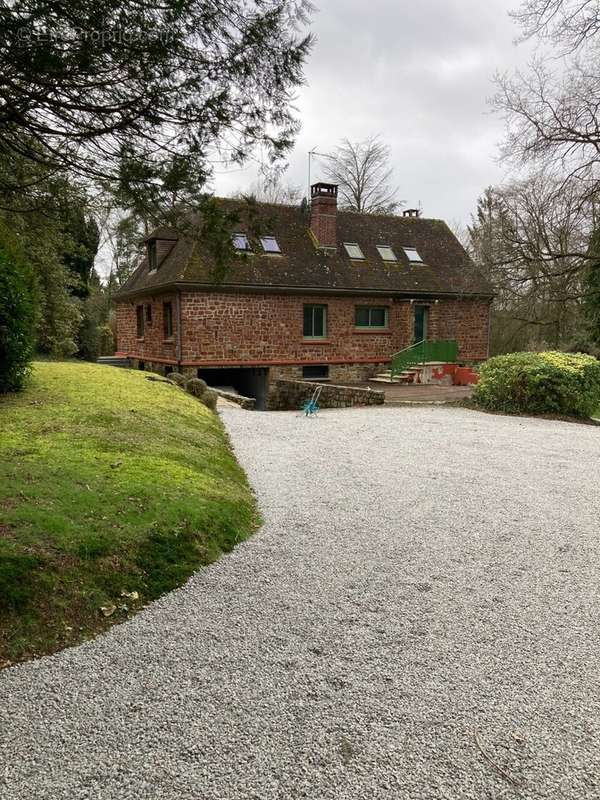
xmin=302 ymin=385 xmax=323 ymax=416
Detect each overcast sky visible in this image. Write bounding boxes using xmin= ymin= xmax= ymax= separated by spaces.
xmin=212 ymin=0 xmax=533 ymax=228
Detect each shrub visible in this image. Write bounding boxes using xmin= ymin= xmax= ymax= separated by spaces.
xmin=77 ymin=289 xmax=114 ymax=361
xmin=201 ymin=388 xmax=218 ymax=411
xmin=185 ymin=377 xmax=207 ymax=397
xmin=0 ymin=240 xmax=36 ymax=393
xmin=168 ymin=372 xmax=187 ymax=387
xmin=473 ymin=351 xmax=600 ymax=417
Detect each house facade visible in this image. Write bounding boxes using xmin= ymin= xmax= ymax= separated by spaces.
xmin=115 ymin=184 xmax=492 ymax=408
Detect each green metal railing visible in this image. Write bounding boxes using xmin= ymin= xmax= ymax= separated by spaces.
xmin=390 ymin=339 xmax=459 ymax=380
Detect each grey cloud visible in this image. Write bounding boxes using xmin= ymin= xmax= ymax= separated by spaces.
xmin=216 ymin=0 xmax=532 ymax=227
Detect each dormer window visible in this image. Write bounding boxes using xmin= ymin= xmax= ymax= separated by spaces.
xmin=403 ymin=247 xmax=423 ymax=263
xmin=260 ymin=236 xmax=281 ymax=253
xmin=343 ymin=242 xmax=365 ymax=260
xmin=147 ymin=240 xmax=158 ymax=272
xmin=233 ymin=233 xmax=250 ymax=251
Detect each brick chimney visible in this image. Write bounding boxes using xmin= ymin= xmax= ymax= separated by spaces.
xmin=310 ymin=183 xmax=338 ymax=248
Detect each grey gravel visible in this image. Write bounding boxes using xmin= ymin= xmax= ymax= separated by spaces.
xmin=1 ymin=405 xmax=600 ymax=800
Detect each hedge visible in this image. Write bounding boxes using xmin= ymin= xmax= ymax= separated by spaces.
xmin=473 ymin=351 xmax=600 ymax=418
xmin=0 ymin=240 xmax=36 ymax=393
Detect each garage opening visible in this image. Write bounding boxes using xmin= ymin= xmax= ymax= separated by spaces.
xmin=197 ymin=367 xmax=269 ymax=410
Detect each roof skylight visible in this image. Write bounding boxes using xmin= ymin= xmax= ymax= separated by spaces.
xmin=232 ymin=233 xmax=250 ymax=251
xmin=376 ymin=245 xmax=397 ymax=262
xmin=343 ymin=242 xmax=365 ymax=260
xmin=403 ymin=247 xmax=423 ymax=263
xmin=260 ymin=236 xmax=281 ymax=253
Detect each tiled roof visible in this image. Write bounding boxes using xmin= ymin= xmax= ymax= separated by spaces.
xmin=116 ymin=199 xmax=493 ymax=298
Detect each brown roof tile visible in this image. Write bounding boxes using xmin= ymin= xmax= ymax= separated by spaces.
xmin=116 ymin=199 xmax=492 ymax=298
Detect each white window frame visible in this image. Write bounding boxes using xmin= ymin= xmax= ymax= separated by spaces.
xmin=376 ymin=245 xmax=397 ymax=262
xmin=343 ymin=242 xmax=365 ymax=260
xmin=232 ymin=233 xmax=251 ymax=251
xmin=403 ymin=247 xmax=423 ymax=263
xmin=260 ymin=236 xmax=281 ymax=253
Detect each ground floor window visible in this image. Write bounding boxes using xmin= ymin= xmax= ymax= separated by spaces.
xmin=302 ymin=365 xmax=329 ymax=380
xmin=136 ymin=305 xmax=144 ymax=338
xmin=355 ymin=306 xmax=389 ymax=329
xmin=163 ymin=301 xmax=173 ymax=339
xmin=303 ymin=304 xmax=327 ymax=339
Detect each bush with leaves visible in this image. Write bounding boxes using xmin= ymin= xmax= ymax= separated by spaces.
xmin=168 ymin=372 xmax=187 ymax=387
xmin=77 ymin=287 xmax=115 ymax=362
xmin=201 ymin=388 xmax=218 ymax=412
xmin=474 ymin=351 xmax=600 ymax=417
xmin=185 ymin=377 xmax=208 ymax=398
xmin=0 ymin=238 xmax=36 ymax=392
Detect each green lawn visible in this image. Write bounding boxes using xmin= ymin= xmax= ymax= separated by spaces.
xmin=0 ymin=362 xmax=258 ymax=666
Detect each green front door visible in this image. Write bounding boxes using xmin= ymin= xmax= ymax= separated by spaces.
xmin=414 ymin=305 xmax=428 ymax=343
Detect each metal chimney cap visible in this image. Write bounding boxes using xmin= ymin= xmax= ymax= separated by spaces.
xmin=311 ymin=183 xmax=338 ymax=198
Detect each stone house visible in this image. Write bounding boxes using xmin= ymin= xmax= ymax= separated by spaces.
xmin=114 ymin=183 xmax=492 ymax=408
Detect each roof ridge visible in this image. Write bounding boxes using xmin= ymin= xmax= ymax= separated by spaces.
xmin=215 ymin=195 xmax=445 ymax=223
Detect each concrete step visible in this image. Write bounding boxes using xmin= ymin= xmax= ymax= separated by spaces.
xmin=373 ymin=361 xmax=460 ymax=384
xmin=389 ymin=361 xmax=457 ymax=370
xmin=417 ymin=361 xmax=456 ymax=366
xmin=371 ymin=373 xmax=417 ymax=384
xmin=376 ymin=368 xmax=420 ymax=378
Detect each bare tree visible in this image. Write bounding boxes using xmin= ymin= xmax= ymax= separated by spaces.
xmin=468 ymin=175 xmax=593 ymax=351
xmin=511 ymin=0 xmax=600 ymax=52
xmin=244 ymin=176 xmax=302 ymax=205
xmin=495 ymin=0 xmax=600 ymax=202
xmin=321 ymin=135 xmax=400 ymax=214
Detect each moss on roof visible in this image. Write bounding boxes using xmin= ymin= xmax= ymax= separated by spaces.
xmin=117 ymin=199 xmax=493 ymax=298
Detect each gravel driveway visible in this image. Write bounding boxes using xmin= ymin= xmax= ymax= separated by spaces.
xmin=1 ymin=405 xmax=600 ymax=800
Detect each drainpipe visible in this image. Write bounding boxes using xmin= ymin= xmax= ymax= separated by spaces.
xmin=175 ymin=288 xmax=182 ymax=370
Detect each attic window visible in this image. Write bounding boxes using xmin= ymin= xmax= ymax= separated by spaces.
xmin=343 ymin=242 xmax=364 ymax=260
xmin=403 ymin=247 xmax=423 ymax=263
xmin=376 ymin=245 xmax=397 ymax=262
xmin=233 ymin=233 xmax=250 ymax=251
xmin=147 ymin=240 xmax=157 ymax=271
xmin=260 ymin=236 xmax=281 ymax=253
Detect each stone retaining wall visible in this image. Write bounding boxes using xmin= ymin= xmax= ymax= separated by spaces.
xmin=214 ymin=389 xmax=256 ymax=410
xmin=270 ymin=379 xmax=385 ymax=411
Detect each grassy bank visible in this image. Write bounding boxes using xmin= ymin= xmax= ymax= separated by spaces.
xmin=0 ymin=362 xmax=258 ymax=667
